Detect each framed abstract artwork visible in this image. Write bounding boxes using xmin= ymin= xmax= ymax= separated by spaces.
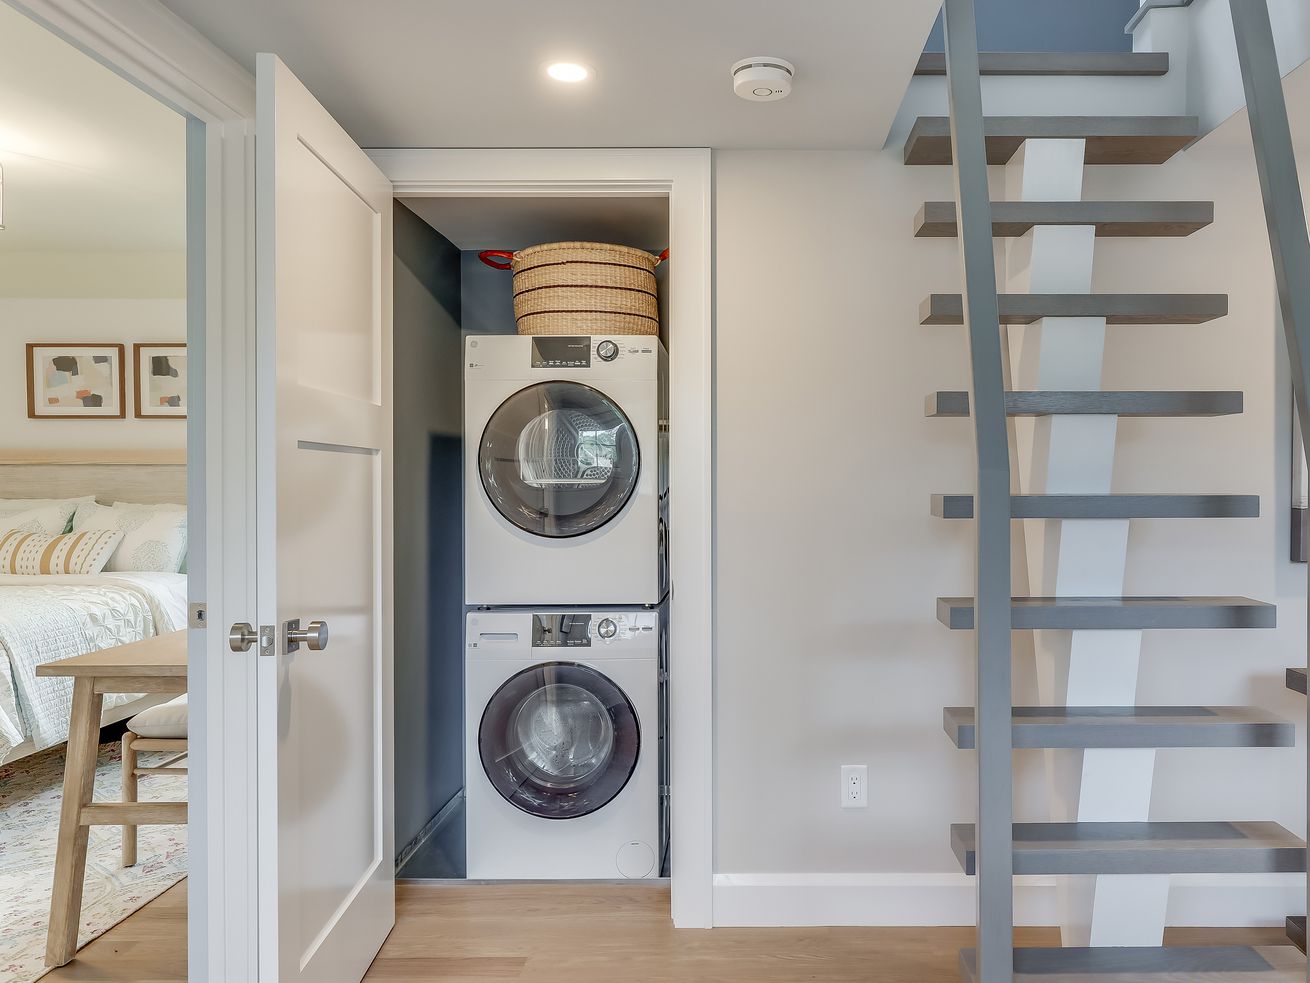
xmin=133 ymin=343 xmax=188 ymax=419
xmin=26 ymin=343 xmax=126 ymax=419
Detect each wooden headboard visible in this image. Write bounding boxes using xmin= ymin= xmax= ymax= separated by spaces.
xmin=0 ymin=449 xmax=187 ymax=505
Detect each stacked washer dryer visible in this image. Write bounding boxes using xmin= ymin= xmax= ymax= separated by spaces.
xmin=463 ymin=334 xmax=668 ymax=880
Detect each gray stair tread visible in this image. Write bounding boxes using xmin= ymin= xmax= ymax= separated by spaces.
xmin=944 ymin=705 xmax=1294 ymax=749
xmin=914 ymin=200 xmax=1213 ymax=237
xmin=921 ymin=293 xmax=1227 ymax=325
xmin=928 ymin=391 xmax=1243 ymax=417
xmin=937 ymin=596 xmax=1275 ymax=630
xmin=914 ymin=52 xmax=1171 ymax=77
xmin=959 ymin=945 xmax=1303 ymax=982
xmin=951 ymin=821 xmax=1305 ymax=876
xmin=1288 ymin=916 xmax=1306 ymax=954
xmin=904 ymin=115 xmax=1199 ymax=166
xmin=933 ymin=494 xmax=1259 ymax=520
xmin=1287 ymin=668 xmax=1307 ymax=695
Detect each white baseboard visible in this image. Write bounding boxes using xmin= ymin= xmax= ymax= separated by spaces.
xmin=712 ymin=873 xmax=1305 ymax=928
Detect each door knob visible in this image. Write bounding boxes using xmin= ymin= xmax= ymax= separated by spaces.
xmin=284 ymin=619 xmax=329 ymax=654
xmin=229 ymin=622 xmax=258 ymax=653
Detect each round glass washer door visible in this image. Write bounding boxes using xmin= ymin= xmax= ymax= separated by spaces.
xmin=479 ymin=662 xmax=641 ymax=820
xmin=479 ymin=381 xmax=640 ymax=538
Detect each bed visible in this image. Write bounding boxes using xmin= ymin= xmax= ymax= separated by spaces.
xmin=0 ymin=449 xmax=188 ymax=765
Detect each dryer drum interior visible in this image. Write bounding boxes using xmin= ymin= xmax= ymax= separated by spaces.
xmin=479 ymin=661 xmax=642 ymax=820
xmin=479 ymin=381 xmax=640 ymax=538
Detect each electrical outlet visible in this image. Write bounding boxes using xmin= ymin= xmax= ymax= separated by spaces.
xmin=841 ymin=764 xmax=867 ymax=809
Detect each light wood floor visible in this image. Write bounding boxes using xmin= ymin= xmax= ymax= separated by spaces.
xmin=41 ymin=880 xmax=1293 ymax=982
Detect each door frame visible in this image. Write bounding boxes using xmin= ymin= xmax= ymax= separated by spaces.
xmin=4 ymin=0 xmax=260 ymax=977
xmin=375 ymin=148 xmax=714 ymax=927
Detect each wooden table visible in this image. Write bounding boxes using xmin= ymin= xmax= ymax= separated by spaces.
xmin=36 ymin=630 xmax=187 ymax=967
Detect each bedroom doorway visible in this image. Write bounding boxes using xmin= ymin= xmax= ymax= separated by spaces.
xmin=0 ymin=3 xmax=192 ymax=980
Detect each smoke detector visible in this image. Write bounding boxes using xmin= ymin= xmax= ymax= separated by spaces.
xmin=732 ymin=57 xmax=794 ymax=102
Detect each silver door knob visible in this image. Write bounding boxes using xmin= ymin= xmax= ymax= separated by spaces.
xmin=285 ymin=619 xmax=329 ymax=653
xmin=229 ymin=622 xmax=258 ymax=653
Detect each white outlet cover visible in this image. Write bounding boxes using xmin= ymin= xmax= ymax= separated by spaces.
xmin=841 ymin=764 xmax=868 ymax=809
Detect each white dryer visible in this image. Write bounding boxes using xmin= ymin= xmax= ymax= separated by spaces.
xmin=464 ymin=334 xmax=667 ymax=606
xmin=465 ymin=609 xmax=660 ymax=880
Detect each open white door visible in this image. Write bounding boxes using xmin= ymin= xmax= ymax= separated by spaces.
xmin=255 ymin=53 xmax=394 ymax=983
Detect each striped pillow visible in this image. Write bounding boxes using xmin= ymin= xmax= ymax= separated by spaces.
xmin=0 ymin=529 xmax=123 ymax=575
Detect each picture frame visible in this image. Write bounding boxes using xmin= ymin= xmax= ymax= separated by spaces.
xmin=26 ymin=343 xmax=126 ymax=419
xmin=133 ymin=342 xmax=188 ymax=419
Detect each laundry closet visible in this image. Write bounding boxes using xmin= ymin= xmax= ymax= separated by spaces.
xmin=389 ymin=192 xmax=671 ymax=882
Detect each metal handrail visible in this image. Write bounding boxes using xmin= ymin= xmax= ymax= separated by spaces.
xmin=1227 ymin=3 xmax=1310 ymax=976
xmin=941 ymin=1 xmax=1014 ymax=980
xmin=1125 ymin=0 xmax=1194 ymax=35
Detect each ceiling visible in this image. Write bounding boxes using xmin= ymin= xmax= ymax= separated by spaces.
xmin=158 ymin=0 xmax=943 ymax=151
xmin=400 ymin=196 xmax=668 ymax=252
xmin=0 ymin=3 xmax=185 ymax=253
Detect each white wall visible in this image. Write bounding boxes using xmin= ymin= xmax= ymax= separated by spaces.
xmin=0 ymin=251 xmax=185 ymax=299
xmin=0 ymin=297 xmax=187 ymax=449
xmin=712 ymin=103 xmax=1307 ymax=924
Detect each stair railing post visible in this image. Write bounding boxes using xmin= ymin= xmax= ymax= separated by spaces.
xmin=1228 ymin=3 xmax=1310 ymax=970
xmin=942 ymin=0 xmax=1015 ymax=979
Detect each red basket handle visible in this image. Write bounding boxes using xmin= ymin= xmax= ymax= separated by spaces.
xmin=478 ymin=250 xmax=515 ymax=270
xmin=481 ymin=247 xmax=667 ymax=269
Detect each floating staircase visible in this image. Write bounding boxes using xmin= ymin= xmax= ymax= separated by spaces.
xmin=914 ymin=52 xmax=1171 ymax=78
xmin=914 ymin=200 xmax=1214 ymax=238
xmin=919 ymin=1 xmax=1305 ymax=979
xmin=944 ymin=706 xmax=1294 ymax=749
xmin=932 ymin=494 xmax=1259 ymax=519
xmin=927 ymin=390 xmax=1243 ymax=416
xmin=904 ymin=115 xmax=1199 ymax=165
xmin=936 ymin=596 xmax=1274 ymax=631
xmin=951 ymin=821 xmax=1305 ymax=875
xmin=960 ymin=946 xmax=1303 ymax=983
xmin=920 ymin=292 xmax=1228 ymax=324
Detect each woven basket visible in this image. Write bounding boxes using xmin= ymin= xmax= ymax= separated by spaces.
xmin=480 ymin=241 xmax=664 ymax=336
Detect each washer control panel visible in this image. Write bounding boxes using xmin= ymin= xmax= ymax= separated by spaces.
xmin=528 ymin=611 xmax=656 ymax=646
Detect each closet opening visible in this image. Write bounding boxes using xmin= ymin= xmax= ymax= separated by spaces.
xmin=390 ymin=193 xmax=671 ymax=884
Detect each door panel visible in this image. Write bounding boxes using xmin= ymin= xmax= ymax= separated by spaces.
xmin=256 ymin=53 xmax=394 ymax=983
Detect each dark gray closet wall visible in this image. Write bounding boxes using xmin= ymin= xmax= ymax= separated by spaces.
xmin=923 ymin=0 xmax=1140 ymax=52
xmin=460 ymin=251 xmax=518 ymax=335
xmin=393 ymin=201 xmax=464 ymax=860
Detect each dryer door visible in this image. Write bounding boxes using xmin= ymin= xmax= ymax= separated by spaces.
xmin=479 ymin=381 xmax=640 ymax=538
xmin=479 ymin=661 xmax=641 ymax=819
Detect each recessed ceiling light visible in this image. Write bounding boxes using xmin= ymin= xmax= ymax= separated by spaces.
xmin=546 ymin=62 xmax=592 ymax=83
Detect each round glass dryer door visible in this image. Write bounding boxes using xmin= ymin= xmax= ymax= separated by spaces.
xmin=479 ymin=662 xmax=641 ymax=820
xmin=479 ymin=381 xmax=640 ymax=538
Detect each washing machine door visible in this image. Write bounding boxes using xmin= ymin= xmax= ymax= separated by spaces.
xmin=479 ymin=661 xmax=641 ymax=820
xmin=479 ymin=381 xmax=640 ymax=538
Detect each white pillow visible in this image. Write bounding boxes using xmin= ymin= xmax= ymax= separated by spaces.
xmin=0 ymin=496 xmax=93 ymax=534
xmin=127 ymin=694 xmax=188 ymax=738
xmin=72 ymin=501 xmax=188 ymax=573
xmin=0 ymin=502 xmax=83 ymax=537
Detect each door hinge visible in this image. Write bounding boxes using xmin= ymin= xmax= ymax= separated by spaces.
xmin=188 ymin=602 xmax=208 ymax=630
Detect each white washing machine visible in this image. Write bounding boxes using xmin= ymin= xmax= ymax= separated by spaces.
xmin=465 ymin=609 xmax=660 ymax=880
xmin=464 ymin=334 xmax=667 ymax=606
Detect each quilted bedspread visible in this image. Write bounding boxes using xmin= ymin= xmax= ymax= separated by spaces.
xmin=0 ymin=575 xmax=184 ymax=758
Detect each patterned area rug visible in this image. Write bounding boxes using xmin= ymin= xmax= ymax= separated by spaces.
xmin=0 ymin=741 xmax=187 ymax=983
